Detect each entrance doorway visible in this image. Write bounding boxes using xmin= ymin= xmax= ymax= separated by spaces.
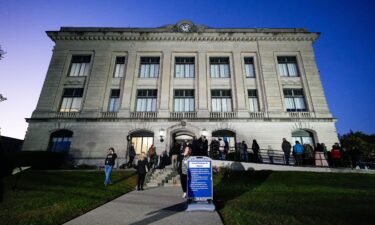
xmin=129 ymin=130 xmax=154 ymax=155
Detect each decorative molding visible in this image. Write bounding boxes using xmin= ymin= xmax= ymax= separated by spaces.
xmin=49 ymin=33 xmax=318 ymax=42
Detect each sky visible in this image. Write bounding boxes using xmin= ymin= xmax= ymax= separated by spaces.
xmin=0 ymin=0 xmax=374 ymax=139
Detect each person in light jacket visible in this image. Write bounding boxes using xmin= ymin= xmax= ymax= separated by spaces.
xmin=293 ymin=141 xmax=304 ymax=166
xmin=178 ymin=144 xmax=192 ymax=198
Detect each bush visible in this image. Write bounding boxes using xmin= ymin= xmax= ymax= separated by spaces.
xmin=10 ymin=151 xmax=67 ymax=170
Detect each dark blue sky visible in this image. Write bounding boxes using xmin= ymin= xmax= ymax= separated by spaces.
xmin=0 ymin=0 xmax=374 ymax=138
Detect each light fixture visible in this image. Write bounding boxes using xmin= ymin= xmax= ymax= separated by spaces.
xmin=201 ymin=128 xmax=207 ymax=137
xmin=159 ymin=128 xmax=165 ymax=142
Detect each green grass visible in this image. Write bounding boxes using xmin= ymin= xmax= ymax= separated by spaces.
xmin=213 ymin=170 xmax=375 ymax=225
xmin=0 ymin=170 xmax=137 ymax=225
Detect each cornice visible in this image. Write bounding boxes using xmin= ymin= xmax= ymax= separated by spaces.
xmin=47 ymin=32 xmax=319 ymax=42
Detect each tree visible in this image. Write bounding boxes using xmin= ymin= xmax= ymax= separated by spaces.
xmin=0 ymin=45 xmax=6 ymax=102
xmin=0 ymin=45 xmax=5 ymax=60
xmin=340 ymin=130 xmax=375 ymax=162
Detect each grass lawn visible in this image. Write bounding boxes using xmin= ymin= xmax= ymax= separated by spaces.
xmin=214 ymin=170 xmax=375 ymax=225
xmin=0 ymin=170 xmax=137 ymax=225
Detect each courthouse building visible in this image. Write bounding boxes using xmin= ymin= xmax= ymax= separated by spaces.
xmin=22 ymin=20 xmax=339 ymax=165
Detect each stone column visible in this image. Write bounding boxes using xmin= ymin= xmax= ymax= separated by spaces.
xmin=119 ymin=51 xmax=137 ymax=117
xmin=232 ymin=51 xmax=248 ymax=118
xmin=197 ymin=51 xmax=209 ymax=117
xmin=158 ymin=50 xmax=172 ymax=118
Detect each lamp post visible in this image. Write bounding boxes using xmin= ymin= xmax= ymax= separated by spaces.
xmin=159 ymin=129 xmax=165 ymax=142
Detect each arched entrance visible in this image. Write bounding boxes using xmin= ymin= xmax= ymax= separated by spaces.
xmin=128 ymin=130 xmax=154 ymax=155
xmin=292 ymin=129 xmax=315 ymax=146
xmin=212 ymin=129 xmax=236 ymax=150
xmin=172 ymin=130 xmax=195 ymax=146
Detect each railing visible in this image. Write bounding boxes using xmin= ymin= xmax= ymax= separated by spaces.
xmin=101 ymin=112 xmax=118 ymax=119
xmin=288 ymin=112 xmax=314 ymax=118
xmin=170 ymin=112 xmax=197 ymax=119
xmin=55 ymin=112 xmax=79 ymax=118
xmin=249 ymin=112 xmax=266 ymax=118
xmin=210 ymin=111 xmax=237 ymax=119
xmin=130 ymin=111 xmax=158 ymax=118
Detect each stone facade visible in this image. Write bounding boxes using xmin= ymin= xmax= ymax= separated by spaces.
xmin=23 ymin=21 xmax=338 ymax=165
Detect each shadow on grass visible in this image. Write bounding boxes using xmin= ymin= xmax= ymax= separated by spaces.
xmin=214 ymin=165 xmax=272 ymax=211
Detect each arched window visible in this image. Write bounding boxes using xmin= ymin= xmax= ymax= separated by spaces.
xmin=48 ymin=129 xmax=73 ymax=152
xmin=292 ymin=130 xmax=315 ymax=146
xmin=129 ymin=130 xmax=154 ymax=155
xmin=212 ymin=130 xmax=236 ymax=150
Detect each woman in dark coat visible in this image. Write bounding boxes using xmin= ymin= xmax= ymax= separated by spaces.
xmin=136 ymin=152 xmax=148 ymax=191
xmin=252 ymin=139 xmax=260 ymax=163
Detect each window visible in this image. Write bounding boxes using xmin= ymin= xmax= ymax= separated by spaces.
xmin=48 ymin=130 xmax=73 ymax=153
xmin=212 ymin=130 xmax=236 ymax=152
xmin=175 ymin=57 xmax=194 ymax=78
xmin=114 ymin=57 xmax=125 ymax=78
xmin=136 ymin=89 xmax=157 ymax=112
xmin=248 ymin=90 xmax=259 ymax=112
xmin=211 ymin=90 xmax=232 ymax=112
xmin=60 ymin=88 xmax=83 ymax=112
xmin=283 ymin=89 xmax=306 ymax=112
xmin=277 ymin=56 xmax=299 ymax=77
xmin=108 ymin=89 xmax=120 ymax=112
xmin=174 ymin=89 xmax=195 ymax=112
xmin=292 ymin=129 xmax=315 ymax=146
xmin=139 ymin=57 xmax=160 ymax=78
xmin=69 ymin=55 xmax=91 ymax=77
xmin=244 ymin=57 xmax=255 ymax=77
xmin=130 ymin=130 xmax=154 ymax=155
xmin=210 ymin=57 xmax=230 ymax=78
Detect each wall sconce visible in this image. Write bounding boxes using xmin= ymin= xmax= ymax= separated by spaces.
xmin=201 ymin=128 xmax=207 ymax=137
xmin=159 ymin=128 xmax=165 ymax=142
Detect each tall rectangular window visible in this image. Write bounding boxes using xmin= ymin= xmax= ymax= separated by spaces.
xmin=174 ymin=89 xmax=195 ymax=112
xmin=139 ymin=57 xmax=160 ymax=78
xmin=114 ymin=57 xmax=125 ymax=78
xmin=248 ymin=90 xmax=259 ymax=112
xmin=277 ymin=56 xmax=299 ymax=77
xmin=211 ymin=90 xmax=232 ymax=112
xmin=244 ymin=57 xmax=255 ymax=78
xmin=108 ymin=89 xmax=120 ymax=112
xmin=175 ymin=57 xmax=195 ymax=78
xmin=69 ymin=55 xmax=91 ymax=77
xmin=283 ymin=89 xmax=306 ymax=112
xmin=210 ymin=57 xmax=230 ymax=78
xmin=136 ymin=89 xmax=157 ymax=112
xmin=60 ymin=88 xmax=84 ymax=112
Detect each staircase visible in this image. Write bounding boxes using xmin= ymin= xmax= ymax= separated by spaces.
xmin=145 ymin=166 xmax=181 ymax=187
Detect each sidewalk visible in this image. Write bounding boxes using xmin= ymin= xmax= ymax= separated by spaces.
xmin=64 ymin=186 xmax=223 ymax=225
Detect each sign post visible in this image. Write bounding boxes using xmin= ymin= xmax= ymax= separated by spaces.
xmin=186 ymin=156 xmax=215 ymax=212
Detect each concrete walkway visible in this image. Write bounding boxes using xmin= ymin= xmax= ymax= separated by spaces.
xmin=64 ymin=186 xmax=223 ymax=225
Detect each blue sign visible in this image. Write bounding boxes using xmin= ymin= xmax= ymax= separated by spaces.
xmin=187 ymin=157 xmax=213 ymax=201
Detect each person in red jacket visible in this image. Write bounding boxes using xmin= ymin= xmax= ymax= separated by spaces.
xmin=330 ymin=144 xmax=342 ymax=167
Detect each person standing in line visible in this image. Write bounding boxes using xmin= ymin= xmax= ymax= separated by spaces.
xmin=219 ymin=138 xmax=225 ymax=160
xmin=148 ymin=144 xmax=156 ymax=170
xmin=281 ymin=138 xmax=292 ymax=165
xmin=136 ymin=152 xmax=148 ymax=191
xmin=170 ymin=143 xmax=179 ymax=170
xmin=127 ymin=142 xmax=136 ymax=168
xmin=178 ymin=144 xmax=192 ymax=198
xmin=104 ymin=147 xmax=117 ymax=186
xmin=252 ymin=139 xmax=260 ymax=163
xmin=293 ymin=141 xmax=304 ymax=166
xmin=242 ymin=141 xmax=248 ymax=162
